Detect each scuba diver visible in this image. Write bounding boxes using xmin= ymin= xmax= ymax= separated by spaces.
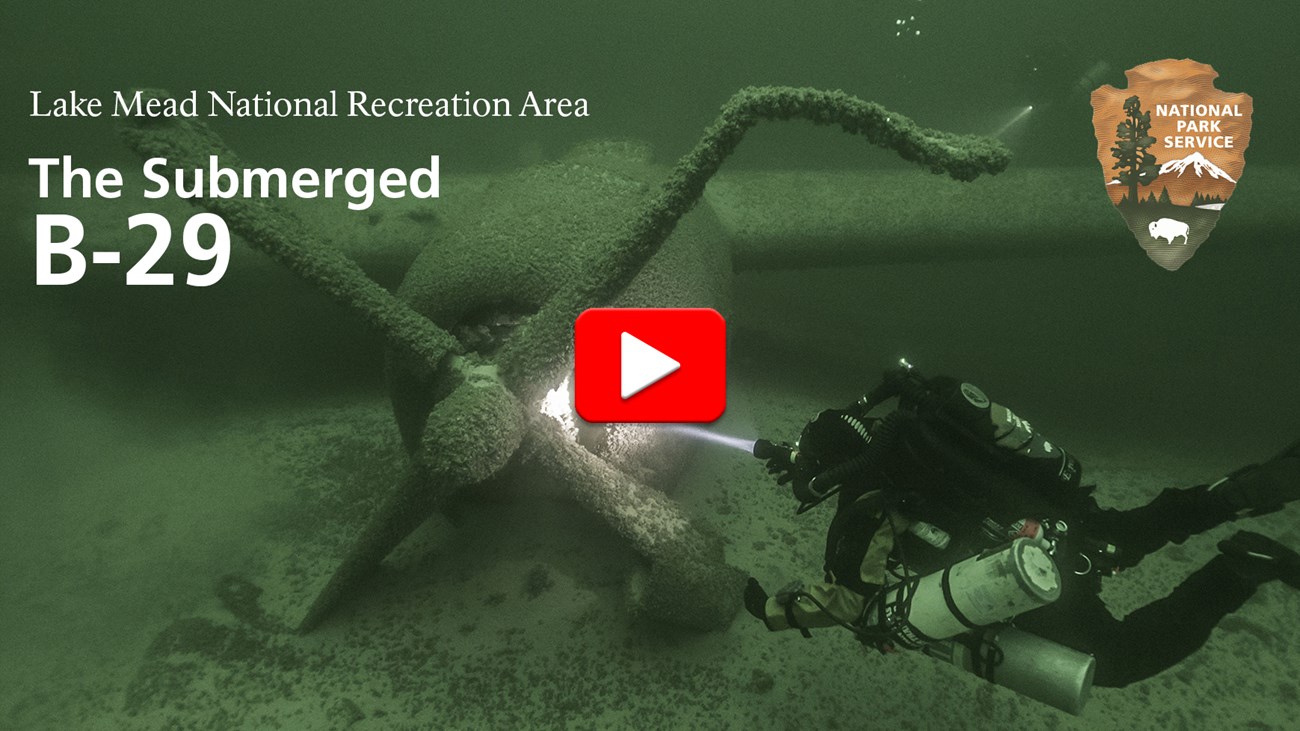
xmin=745 ymin=360 xmax=1300 ymax=712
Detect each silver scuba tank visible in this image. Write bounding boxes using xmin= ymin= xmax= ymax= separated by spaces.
xmin=923 ymin=625 xmax=1097 ymax=715
xmin=867 ymin=538 xmax=1087 ymax=713
xmin=871 ymin=537 xmax=1062 ymax=649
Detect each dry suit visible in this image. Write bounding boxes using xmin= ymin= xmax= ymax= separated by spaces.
xmin=754 ymin=374 xmax=1299 ymax=689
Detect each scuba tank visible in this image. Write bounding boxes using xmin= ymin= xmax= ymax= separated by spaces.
xmin=757 ymin=359 xmax=1087 ymax=518
xmin=870 ymin=538 xmax=1062 ymax=649
xmin=861 ymin=359 xmax=1084 ymax=506
xmin=772 ymin=535 xmax=1094 ymax=713
xmin=924 ymin=625 xmax=1097 ymax=715
xmin=877 ymin=536 xmax=1096 ymax=714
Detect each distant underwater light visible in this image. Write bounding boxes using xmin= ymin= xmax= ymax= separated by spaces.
xmin=994 ymin=105 xmax=1035 ymax=138
xmin=664 ymin=425 xmax=756 ymax=454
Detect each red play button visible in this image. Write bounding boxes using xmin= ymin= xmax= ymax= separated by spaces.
xmin=574 ymin=308 xmax=726 ymax=423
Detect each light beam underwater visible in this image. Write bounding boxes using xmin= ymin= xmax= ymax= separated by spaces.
xmin=664 ymin=425 xmax=756 ymax=454
xmin=994 ymin=105 xmax=1034 ymax=138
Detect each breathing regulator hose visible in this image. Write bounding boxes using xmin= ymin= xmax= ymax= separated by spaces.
xmin=754 ymin=410 xmax=909 ymax=512
xmin=805 ymin=410 xmax=906 ymax=499
xmin=754 ymin=360 xmax=957 ymax=512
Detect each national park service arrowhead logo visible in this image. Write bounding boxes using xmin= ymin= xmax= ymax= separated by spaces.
xmin=1091 ymin=59 xmax=1252 ymax=271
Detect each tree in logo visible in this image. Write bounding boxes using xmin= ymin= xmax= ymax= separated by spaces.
xmin=1110 ymin=95 xmax=1160 ymax=205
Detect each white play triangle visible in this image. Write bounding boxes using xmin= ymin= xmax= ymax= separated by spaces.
xmin=620 ymin=331 xmax=680 ymax=399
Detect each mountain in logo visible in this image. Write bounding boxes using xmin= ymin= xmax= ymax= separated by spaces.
xmin=1150 ymin=150 xmax=1238 ymax=210
xmin=1158 ymin=151 xmax=1236 ymax=183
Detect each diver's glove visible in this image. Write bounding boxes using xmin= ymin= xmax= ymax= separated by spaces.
xmin=756 ymin=440 xmax=808 ymax=487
